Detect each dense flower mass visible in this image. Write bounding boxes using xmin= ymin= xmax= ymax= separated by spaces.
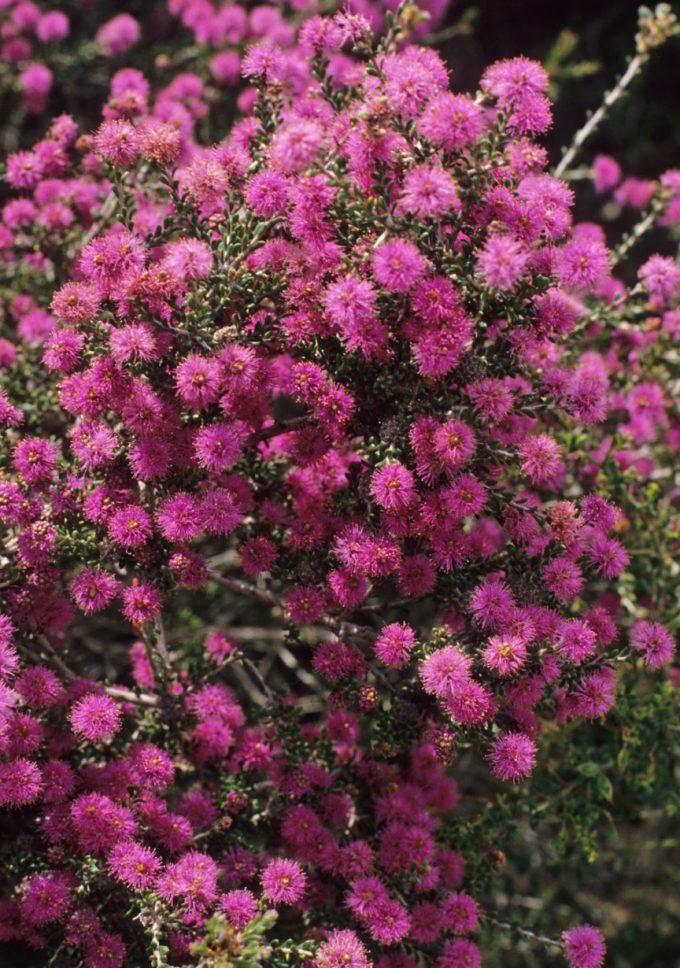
xmin=0 ymin=1 xmax=678 ymax=966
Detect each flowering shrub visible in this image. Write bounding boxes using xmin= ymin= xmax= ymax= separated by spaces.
xmin=0 ymin=2 xmax=678 ymax=966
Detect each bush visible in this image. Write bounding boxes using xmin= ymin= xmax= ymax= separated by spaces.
xmin=0 ymin=3 xmax=678 ymax=966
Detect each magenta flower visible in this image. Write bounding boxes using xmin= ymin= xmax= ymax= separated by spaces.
xmin=399 ymin=164 xmax=460 ymax=219
xmin=316 ymin=930 xmax=371 ymax=968
xmin=157 ymin=851 xmax=219 ymax=915
xmin=194 ymin=424 xmax=244 ymax=473
xmin=69 ymin=694 xmax=121 ymax=743
xmin=108 ymin=841 xmax=162 ymax=890
xmin=71 ymin=568 xmax=119 ymax=614
xmin=440 ymin=892 xmax=479 ymax=934
xmin=220 ymin=889 xmax=258 ymax=930
xmin=630 ymin=621 xmax=675 ymax=669
xmin=21 ymin=871 xmax=72 ymax=926
xmin=420 ymin=646 xmax=472 ymax=698
xmin=261 ymin=858 xmax=307 ymax=905
xmin=371 ymin=239 xmax=427 ymax=293
xmin=519 ymin=434 xmax=562 ymax=486
xmin=375 ymin=623 xmax=417 ymax=669
xmin=487 ymin=731 xmax=537 ymax=781
xmin=0 ymin=758 xmax=43 ymax=807
xmin=417 ymin=92 xmax=485 ymax=149
xmin=482 ymin=634 xmax=527 ymax=676
xmin=477 ymin=234 xmax=530 ymax=289
xmin=562 ymin=924 xmax=606 ymax=968
xmin=107 ymin=504 xmax=153 ymax=549
xmin=94 ymin=120 xmax=139 ymax=168
xmin=436 ymin=938 xmax=482 ymax=968
xmin=554 ymin=237 xmax=610 ymax=292
xmin=121 ymin=582 xmax=162 ymax=623
xmin=370 ymin=462 xmax=416 ymax=511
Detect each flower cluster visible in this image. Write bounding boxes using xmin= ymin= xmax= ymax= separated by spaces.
xmin=0 ymin=2 xmax=678 ymax=967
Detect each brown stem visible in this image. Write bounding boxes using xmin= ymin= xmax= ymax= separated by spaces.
xmin=207 ymin=570 xmax=376 ymax=642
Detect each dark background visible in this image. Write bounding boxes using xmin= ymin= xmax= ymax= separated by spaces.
xmin=444 ymin=0 xmax=680 ymax=175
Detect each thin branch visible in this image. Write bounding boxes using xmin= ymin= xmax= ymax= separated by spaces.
xmin=555 ymin=5 xmax=679 ymax=178
xmin=554 ymin=52 xmax=645 ymax=179
xmin=483 ymin=915 xmax=563 ymax=950
xmin=207 ymin=570 xmax=376 ymax=643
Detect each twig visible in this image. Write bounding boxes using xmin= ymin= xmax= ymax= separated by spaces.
xmin=611 ymin=199 xmax=663 ymax=266
xmin=483 ymin=915 xmax=562 ymax=950
xmin=36 ymin=634 xmax=77 ymax=682
xmin=555 ymin=4 xmax=679 ymax=179
xmin=37 ymin=634 xmax=158 ymax=707
xmin=243 ymin=656 xmax=277 ymax=705
xmin=554 ymin=53 xmax=645 ymax=179
xmin=105 ymin=685 xmax=158 ymax=707
xmin=207 ymin=570 xmax=376 ymax=643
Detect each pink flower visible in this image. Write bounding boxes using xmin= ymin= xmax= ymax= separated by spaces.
xmin=69 ymin=694 xmax=121 ymax=743
xmin=573 ymin=669 xmax=616 ymax=720
xmin=21 ymin=871 xmax=72 ymax=925
xmin=370 ymin=463 xmax=416 ymax=511
xmin=240 ymin=536 xmax=278 ymax=576
xmin=519 ymin=434 xmax=562 ymax=486
xmin=162 ymin=240 xmax=214 ymax=281
xmin=121 ymin=582 xmax=162 ymax=623
xmin=220 ymin=889 xmax=258 ymax=930
xmin=482 ymin=634 xmax=527 ymax=676
xmin=487 ymin=731 xmax=536 ymax=781
xmin=554 ymin=237 xmax=610 ymax=292
xmin=183 ymin=150 xmax=230 ymax=208
xmin=0 ymin=758 xmax=43 ymax=807
xmin=593 ymin=155 xmax=621 ymax=192
xmin=12 ymin=437 xmax=58 ymax=485
xmin=200 ymin=488 xmax=243 ymax=535
xmin=71 ymin=568 xmax=119 ymax=614
xmin=367 ymin=898 xmax=411 ymax=945
xmin=639 ymin=254 xmax=680 ymax=302
xmin=481 ymin=57 xmax=548 ymax=105
xmin=139 ymin=121 xmax=182 ymax=166
xmin=478 ymin=234 xmax=530 ymax=289
xmin=542 ymin=556 xmax=584 ymax=602
xmin=316 ymin=929 xmax=371 ymax=968
xmin=437 ymin=938 xmax=482 ymax=968
xmin=557 ymin=619 xmax=597 ymax=664
xmin=36 ymin=11 xmax=70 ymax=43
xmin=157 ymin=851 xmax=219 ymax=915
xmin=440 ymin=892 xmax=479 ymax=934
xmin=246 ymin=170 xmax=290 ymax=217
xmin=96 ymin=14 xmax=141 ymax=56
xmin=94 ymin=120 xmax=139 ymax=168
xmin=371 ymin=240 xmax=426 ymax=293
xmin=130 ymin=742 xmax=175 ymax=789
xmin=562 ymin=925 xmax=606 ymax=968
xmin=261 ymin=858 xmax=307 ymax=905
xmin=108 ymin=841 xmax=162 ymax=889
xmin=469 ymin=577 xmax=513 ymax=629
xmin=175 ymin=355 xmax=222 ymax=410
xmin=324 ymin=276 xmax=378 ymax=330
xmin=194 ymin=424 xmax=244 ymax=473
xmin=269 ymin=119 xmax=323 ymax=174
xmin=587 ymin=535 xmax=629 ymax=578
xmin=399 ymin=165 xmax=460 ymax=219
xmin=420 ymin=646 xmax=472 ymax=698
xmin=107 ymin=504 xmax=153 ymax=549
xmin=417 ymin=92 xmax=485 ymax=149
xmin=630 ymin=621 xmax=675 ymax=669
xmin=156 ymin=493 xmax=203 ymax=543
xmin=242 ymin=43 xmax=284 ymax=83
xmin=375 ymin=623 xmax=416 ymax=669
